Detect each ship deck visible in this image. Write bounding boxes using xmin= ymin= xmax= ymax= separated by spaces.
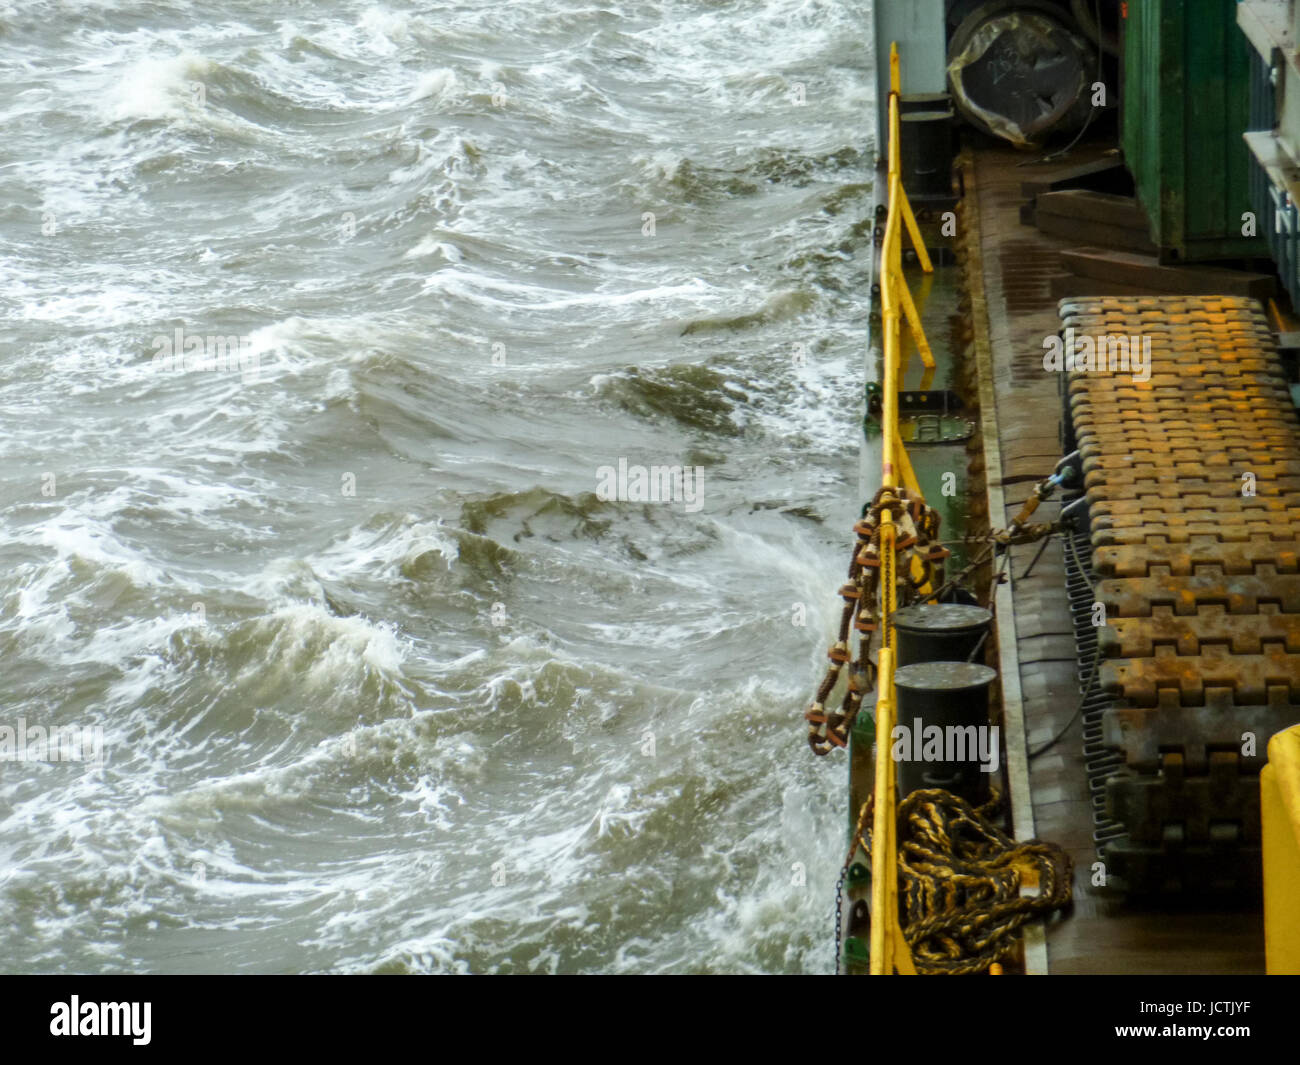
xmin=962 ymin=142 xmax=1268 ymax=974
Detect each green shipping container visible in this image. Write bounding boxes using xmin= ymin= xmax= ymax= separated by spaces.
xmin=1122 ymin=0 xmax=1262 ymax=262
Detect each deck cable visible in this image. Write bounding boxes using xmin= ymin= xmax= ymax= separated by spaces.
xmin=1027 ymin=531 xmax=1099 ymax=760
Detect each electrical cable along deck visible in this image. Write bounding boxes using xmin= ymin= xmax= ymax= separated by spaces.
xmin=1061 ymin=294 xmax=1300 ymax=893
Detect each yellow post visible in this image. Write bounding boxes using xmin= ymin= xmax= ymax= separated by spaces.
xmin=1263 ymin=724 xmax=1300 ymax=973
xmin=868 ymin=536 xmax=916 ymax=975
xmin=865 ymin=40 xmax=926 ymax=978
xmin=896 ymin=261 xmax=936 ymax=368
xmin=894 ymin=431 xmax=922 ymax=497
xmin=898 ymin=188 xmax=934 ymax=275
xmin=870 ymin=642 xmax=895 ymax=974
xmin=887 ymin=91 xmax=934 ymax=275
xmin=880 ymin=216 xmax=900 ymax=490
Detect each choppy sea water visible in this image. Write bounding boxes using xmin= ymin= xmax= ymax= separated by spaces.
xmin=0 ymin=0 xmax=878 ymax=973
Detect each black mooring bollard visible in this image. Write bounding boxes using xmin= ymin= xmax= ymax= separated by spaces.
xmin=893 ymin=661 xmax=998 ymax=804
xmin=892 ymin=602 xmax=992 ymax=667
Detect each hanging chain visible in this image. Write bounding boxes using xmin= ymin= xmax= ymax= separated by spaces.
xmin=805 ymin=485 xmax=949 ymax=755
xmin=833 ymin=801 xmax=874 ymax=974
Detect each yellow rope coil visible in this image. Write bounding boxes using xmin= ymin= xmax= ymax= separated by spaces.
xmin=856 ymin=790 xmax=1073 ymax=975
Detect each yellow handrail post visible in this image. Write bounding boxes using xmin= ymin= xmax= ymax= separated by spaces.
xmin=889 ymin=664 xmax=916 ymax=977
xmin=896 ymin=262 xmax=936 ymax=369
xmin=865 ymin=40 xmax=932 ymax=977
xmin=897 ymin=185 xmax=934 ymax=274
xmin=870 ymin=648 xmax=896 ymax=972
xmin=886 ymin=52 xmax=934 ymax=276
xmin=893 ymin=432 xmax=922 ymax=497
xmin=885 ymin=95 xmax=933 ymax=378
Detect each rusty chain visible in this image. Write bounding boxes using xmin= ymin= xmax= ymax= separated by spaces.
xmin=805 ymin=485 xmax=949 ymax=755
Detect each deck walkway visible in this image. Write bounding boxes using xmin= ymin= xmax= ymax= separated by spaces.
xmin=963 ymin=143 xmax=1266 ymax=974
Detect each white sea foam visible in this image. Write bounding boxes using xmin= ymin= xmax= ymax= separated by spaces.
xmin=406 ymin=68 xmax=458 ymax=105
xmin=100 ymin=53 xmax=214 ymax=123
xmin=0 ymin=0 xmax=868 ymax=976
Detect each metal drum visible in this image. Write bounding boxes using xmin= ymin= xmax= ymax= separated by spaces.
xmin=893 ymin=661 xmax=998 ymax=803
xmin=892 ymin=602 xmax=992 ymax=667
xmin=947 ymin=1 xmax=1095 ymax=148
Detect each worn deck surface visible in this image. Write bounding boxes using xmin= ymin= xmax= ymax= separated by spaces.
xmin=965 ymin=144 xmax=1267 ymax=974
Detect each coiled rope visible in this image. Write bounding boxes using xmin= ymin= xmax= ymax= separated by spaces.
xmin=854 ymin=788 xmax=1073 ymax=974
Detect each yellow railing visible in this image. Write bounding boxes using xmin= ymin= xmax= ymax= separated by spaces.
xmin=1263 ymin=723 xmax=1300 ymax=974
xmin=869 ymin=42 xmax=934 ymax=976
